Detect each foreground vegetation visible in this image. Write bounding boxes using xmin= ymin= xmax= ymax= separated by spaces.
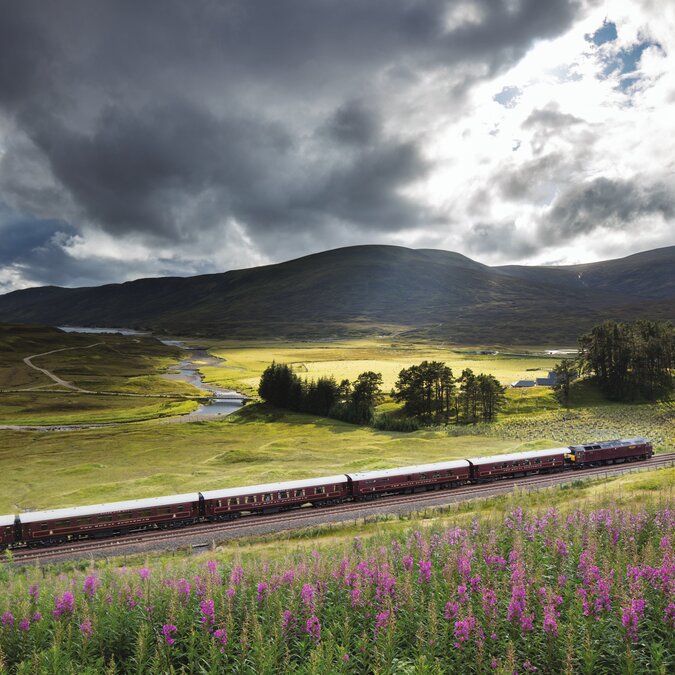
xmin=1 ymin=468 xmax=673 ymax=674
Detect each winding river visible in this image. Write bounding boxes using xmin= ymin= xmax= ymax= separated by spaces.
xmin=57 ymin=326 xmax=246 ymax=418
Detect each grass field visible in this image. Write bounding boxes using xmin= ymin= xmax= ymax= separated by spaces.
xmin=0 ymin=408 xmax=527 ymax=512
xmin=0 ymin=324 xmax=202 ymax=424
xmin=0 ymin=328 xmax=671 ymax=516
xmin=200 ymin=338 xmax=565 ymax=395
xmin=1 ymin=398 xmax=672 ymax=513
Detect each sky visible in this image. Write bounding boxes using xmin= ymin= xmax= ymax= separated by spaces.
xmin=0 ymin=0 xmax=674 ymax=293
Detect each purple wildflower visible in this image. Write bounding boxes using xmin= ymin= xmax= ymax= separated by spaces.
xmin=213 ymin=627 xmax=228 ymax=652
xmin=83 ymin=575 xmax=99 ymax=598
xmin=162 ymin=623 xmax=177 ymax=646
xmin=80 ymin=619 xmax=93 ymax=639
xmin=19 ymin=618 xmax=30 ymax=632
xmin=29 ymin=584 xmax=39 ymax=601
xmin=445 ymin=601 xmax=460 ymax=619
xmin=418 ymin=559 xmax=432 ymax=583
xmin=200 ymin=599 xmax=215 ymax=628
xmin=301 ymin=582 xmax=315 ymax=608
xmin=138 ymin=567 xmax=151 ymax=581
xmin=1 ymin=612 xmax=14 ymax=628
xmin=256 ymin=581 xmax=268 ymax=602
xmin=177 ymin=578 xmax=191 ymax=603
xmin=229 ymin=565 xmax=244 ymax=586
xmin=402 ymin=555 xmax=413 ymax=572
xmin=282 ymin=609 xmax=295 ymax=634
xmin=305 ymin=615 xmax=321 ymax=642
xmin=621 ymin=597 xmax=646 ymax=641
xmin=53 ymin=591 xmax=75 ymax=618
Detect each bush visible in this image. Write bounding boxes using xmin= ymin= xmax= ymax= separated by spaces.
xmin=372 ymin=412 xmax=421 ymax=432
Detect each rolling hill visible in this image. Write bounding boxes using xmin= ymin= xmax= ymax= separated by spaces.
xmin=0 ymin=245 xmax=672 ymax=343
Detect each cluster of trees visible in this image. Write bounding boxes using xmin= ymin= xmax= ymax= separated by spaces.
xmin=577 ymin=320 xmax=674 ymax=401
xmin=258 ymin=362 xmax=383 ymax=424
xmin=392 ymin=361 xmax=505 ymax=424
xmin=258 ymin=360 xmax=507 ymax=428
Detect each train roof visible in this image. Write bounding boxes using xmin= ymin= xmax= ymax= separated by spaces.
xmin=468 ymin=448 xmax=567 ymax=466
xmin=348 ymin=459 xmax=470 ymax=482
xmin=0 ymin=514 xmax=15 ymax=527
xmin=569 ymin=438 xmax=649 ymax=451
xmin=19 ymin=493 xmax=201 ymax=524
xmin=200 ymin=475 xmax=348 ymax=500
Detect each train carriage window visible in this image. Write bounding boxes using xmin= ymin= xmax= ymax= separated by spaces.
xmin=159 ymin=507 xmax=172 ymax=515
xmin=56 ymin=520 xmax=71 ymax=527
xmin=294 ymin=489 xmax=305 ymax=498
xmin=419 ymin=473 xmax=428 ymax=480
xmin=263 ymin=493 xmax=272 ymax=503
xmin=315 ymin=486 xmax=325 ymax=494
xmin=278 ymin=491 xmax=289 ymax=499
xmin=228 ymin=498 xmax=239 ymax=506
xmin=246 ymin=495 xmax=256 ymax=504
xmin=432 ymin=472 xmax=441 ymax=479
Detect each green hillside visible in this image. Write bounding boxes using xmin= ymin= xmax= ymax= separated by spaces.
xmin=0 ymin=245 xmax=672 ymax=343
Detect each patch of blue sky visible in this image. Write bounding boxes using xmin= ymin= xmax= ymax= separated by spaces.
xmin=493 ymin=85 xmax=522 ymax=108
xmin=588 ymin=21 xmax=617 ymax=46
xmin=601 ymin=39 xmax=663 ymax=90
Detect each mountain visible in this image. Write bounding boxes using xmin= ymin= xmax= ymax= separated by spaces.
xmin=0 ymin=245 xmax=673 ymax=343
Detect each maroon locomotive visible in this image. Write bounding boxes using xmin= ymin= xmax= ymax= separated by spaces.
xmin=565 ymin=438 xmax=652 ymax=467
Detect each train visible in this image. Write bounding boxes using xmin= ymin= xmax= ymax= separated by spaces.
xmin=0 ymin=438 xmax=652 ymax=550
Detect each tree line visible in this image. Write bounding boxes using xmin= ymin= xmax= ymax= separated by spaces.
xmin=391 ymin=361 xmax=505 ymax=424
xmin=258 ymin=359 xmax=506 ymax=428
xmin=576 ymin=320 xmax=673 ymax=401
xmin=258 ymin=362 xmax=383 ymax=425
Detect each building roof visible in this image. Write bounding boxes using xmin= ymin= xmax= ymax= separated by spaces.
xmin=200 ymin=475 xmax=348 ymax=501
xmin=468 ymin=448 xmax=567 ymax=466
xmin=512 ymin=380 xmax=536 ymax=387
xmin=348 ymin=460 xmax=470 ymax=482
xmin=19 ymin=493 xmax=201 ymax=524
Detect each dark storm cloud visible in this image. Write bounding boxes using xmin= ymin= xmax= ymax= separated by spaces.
xmin=465 ymin=221 xmax=538 ymax=258
xmin=0 ymin=0 xmax=583 ymax=287
xmin=522 ymin=107 xmax=584 ymax=129
xmin=497 ymin=153 xmax=564 ymax=202
xmin=541 ymin=177 xmax=675 ymax=243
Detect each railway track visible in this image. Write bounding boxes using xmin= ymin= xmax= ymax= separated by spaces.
xmin=10 ymin=453 xmax=675 ymax=565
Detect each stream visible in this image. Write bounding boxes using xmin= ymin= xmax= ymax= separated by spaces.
xmin=58 ymin=326 xmax=246 ymax=418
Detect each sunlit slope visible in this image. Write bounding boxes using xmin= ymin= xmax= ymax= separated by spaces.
xmin=0 ymin=245 xmax=672 ymax=342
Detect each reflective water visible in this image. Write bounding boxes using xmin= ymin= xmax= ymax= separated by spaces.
xmin=54 ymin=327 xmax=245 ymax=418
xmin=58 ymin=326 xmax=148 ymax=336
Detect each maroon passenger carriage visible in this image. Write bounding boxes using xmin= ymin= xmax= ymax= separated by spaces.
xmin=565 ymin=437 xmax=652 ymax=468
xmin=201 ymin=476 xmax=350 ymax=521
xmin=19 ymin=493 xmax=201 ymax=547
xmin=348 ymin=460 xmax=471 ymax=499
xmin=467 ymin=448 xmax=566 ymax=481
